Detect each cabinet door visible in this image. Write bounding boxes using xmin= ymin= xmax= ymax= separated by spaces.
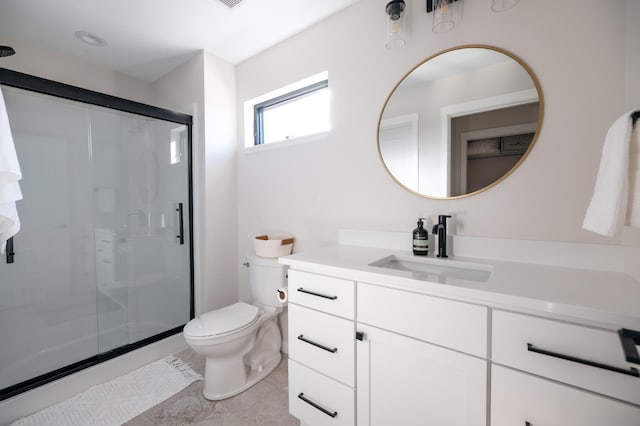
xmin=491 ymin=365 xmax=640 ymax=426
xmin=356 ymin=324 xmax=487 ymax=426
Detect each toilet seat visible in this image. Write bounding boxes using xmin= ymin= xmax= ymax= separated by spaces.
xmin=184 ymin=302 xmax=259 ymax=338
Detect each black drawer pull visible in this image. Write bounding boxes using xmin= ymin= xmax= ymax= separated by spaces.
xmin=297 ymin=334 xmax=338 ymax=353
xmin=527 ymin=343 xmax=639 ymax=377
xmin=298 ymin=392 xmax=338 ymax=418
xmin=619 ymin=329 xmax=640 ymax=365
xmin=525 ymin=422 xmax=532 ymax=426
xmin=297 ymin=287 xmax=337 ymax=300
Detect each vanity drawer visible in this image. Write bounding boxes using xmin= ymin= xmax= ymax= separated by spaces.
xmin=288 ymin=270 xmax=355 ymax=319
xmin=289 ymin=304 xmax=355 ymax=386
xmin=492 ymin=310 xmax=640 ymax=405
xmin=289 ymin=359 xmax=355 ymax=426
xmin=357 ymin=282 xmax=488 ymax=358
xmin=491 ymin=365 xmax=640 ymax=426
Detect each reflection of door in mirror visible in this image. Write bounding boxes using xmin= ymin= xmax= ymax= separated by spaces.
xmin=451 ymin=103 xmax=538 ymax=196
xmin=380 ymin=113 xmax=419 ymax=192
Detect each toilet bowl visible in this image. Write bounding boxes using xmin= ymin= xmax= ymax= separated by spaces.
xmin=183 ymin=255 xmax=286 ymax=400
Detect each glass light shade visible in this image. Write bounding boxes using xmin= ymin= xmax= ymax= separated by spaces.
xmin=432 ymin=0 xmax=457 ymax=33
xmin=491 ymin=0 xmax=520 ymax=12
xmin=386 ymin=7 xmax=407 ymax=49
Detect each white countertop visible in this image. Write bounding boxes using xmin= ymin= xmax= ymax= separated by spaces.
xmin=279 ymin=244 xmax=640 ymax=330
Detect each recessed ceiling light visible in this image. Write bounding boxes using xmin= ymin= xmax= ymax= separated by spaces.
xmin=74 ymin=30 xmax=107 ymax=47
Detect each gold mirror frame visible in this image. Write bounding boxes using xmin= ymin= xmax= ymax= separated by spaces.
xmin=377 ymin=45 xmax=544 ymax=199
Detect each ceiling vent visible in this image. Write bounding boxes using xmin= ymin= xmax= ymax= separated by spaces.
xmin=218 ymin=0 xmax=243 ymax=8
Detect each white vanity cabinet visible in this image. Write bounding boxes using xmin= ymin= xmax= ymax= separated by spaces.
xmin=287 ymin=270 xmax=356 ymax=426
xmin=491 ymin=310 xmax=640 ymax=425
xmin=281 ymin=244 xmax=640 ymax=426
xmin=355 ymin=282 xmax=488 ymax=426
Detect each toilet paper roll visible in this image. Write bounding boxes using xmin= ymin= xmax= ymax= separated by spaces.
xmin=276 ymin=287 xmax=288 ymax=304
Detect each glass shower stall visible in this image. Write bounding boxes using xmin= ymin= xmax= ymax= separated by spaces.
xmin=0 ymin=69 xmax=193 ymax=400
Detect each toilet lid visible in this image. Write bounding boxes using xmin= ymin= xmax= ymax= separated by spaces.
xmin=184 ymin=302 xmax=259 ymax=338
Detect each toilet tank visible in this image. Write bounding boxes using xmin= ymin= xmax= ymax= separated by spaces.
xmin=247 ymin=255 xmax=287 ymax=308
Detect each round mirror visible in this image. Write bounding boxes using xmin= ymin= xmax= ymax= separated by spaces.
xmin=378 ymin=45 xmax=543 ymax=199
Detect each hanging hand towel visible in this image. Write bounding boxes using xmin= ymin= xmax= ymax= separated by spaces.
xmin=582 ymin=111 xmax=636 ymax=237
xmin=628 ymin=123 xmax=640 ymax=229
xmin=0 ymin=86 xmax=22 ymax=254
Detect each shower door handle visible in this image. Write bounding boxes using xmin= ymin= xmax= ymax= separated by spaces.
xmin=176 ymin=202 xmax=184 ymax=245
xmin=5 ymin=237 xmax=15 ymax=264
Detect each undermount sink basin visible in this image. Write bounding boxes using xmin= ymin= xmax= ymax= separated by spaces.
xmin=369 ymin=255 xmax=493 ymax=283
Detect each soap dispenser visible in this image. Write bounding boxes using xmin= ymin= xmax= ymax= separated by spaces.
xmin=412 ymin=218 xmax=429 ymax=256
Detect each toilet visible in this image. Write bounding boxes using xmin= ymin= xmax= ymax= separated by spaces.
xmin=183 ymin=255 xmax=286 ymax=400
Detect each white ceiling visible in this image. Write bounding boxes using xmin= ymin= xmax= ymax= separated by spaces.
xmin=0 ymin=0 xmax=361 ymax=82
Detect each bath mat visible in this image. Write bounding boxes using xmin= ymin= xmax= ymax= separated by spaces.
xmin=12 ymin=355 xmax=202 ymax=426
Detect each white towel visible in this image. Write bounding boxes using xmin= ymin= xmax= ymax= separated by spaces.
xmin=0 ymin=86 xmax=22 ymax=254
xmin=628 ymin=125 xmax=640 ymax=228
xmin=582 ymin=111 xmax=636 ymax=237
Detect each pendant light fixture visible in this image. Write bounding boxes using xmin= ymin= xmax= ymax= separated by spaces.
xmin=422 ymin=0 xmax=520 ymax=36
xmin=385 ymin=0 xmax=522 ymax=48
xmin=428 ymin=0 xmax=462 ymax=33
xmin=385 ymin=0 xmax=407 ymax=49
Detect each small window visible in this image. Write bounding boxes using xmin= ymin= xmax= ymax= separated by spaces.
xmin=253 ymin=79 xmax=329 ymax=146
xmin=169 ymin=126 xmax=187 ymax=164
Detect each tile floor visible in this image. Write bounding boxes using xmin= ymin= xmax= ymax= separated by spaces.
xmin=124 ymin=349 xmax=299 ymax=426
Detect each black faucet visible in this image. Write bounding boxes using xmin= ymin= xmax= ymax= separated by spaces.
xmin=432 ymin=215 xmax=451 ymax=258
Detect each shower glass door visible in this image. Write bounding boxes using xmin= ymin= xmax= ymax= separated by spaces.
xmin=0 ymin=77 xmax=192 ymax=399
xmin=0 ymin=87 xmax=99 ymax=392
xmin=90 ymin=106 xmax=191 ymax=353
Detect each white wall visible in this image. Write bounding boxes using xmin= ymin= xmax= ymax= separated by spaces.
xmin=152 ymin=51 xmax=239 ymax=313
xmin=202 ymin=52 xmax=239 ymax=310
xmin=236 ymin=0 xmax=631 ymax=298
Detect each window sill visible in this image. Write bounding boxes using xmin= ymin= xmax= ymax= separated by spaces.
xmin=243 ymin=132 xmax=329 ymax=154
